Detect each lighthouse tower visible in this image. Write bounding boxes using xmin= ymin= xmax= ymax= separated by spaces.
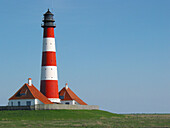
xmin=40 ymin=9 xmax=60 ymax=103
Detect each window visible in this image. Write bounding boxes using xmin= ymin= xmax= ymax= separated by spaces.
xmin=11 ymin=102 xmax=13 ymax=106
xmin=20 ymin=92 xmax=26 ymax=96
xmin=59 ymin=95 xmax=64 ymax=99
xmin=65 ymin=102 xmax=70 ymax=105
xmin=16 ymin=90 xmax=21 ymax=97
xmin=26 ymin=101 xmax=31 ymax=106
xmin=18 ymin=101 xmax=20 ymax=106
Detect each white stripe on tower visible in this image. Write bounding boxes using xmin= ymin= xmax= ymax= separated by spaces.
xmin=43 ymin=38 xmax=56 ymax=52
xmin=41 ymin=66 xmax=58 ymax=80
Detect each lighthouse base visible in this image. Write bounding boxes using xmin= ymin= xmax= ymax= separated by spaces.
xmin=48 ymin=98 xmax=61 ymax=103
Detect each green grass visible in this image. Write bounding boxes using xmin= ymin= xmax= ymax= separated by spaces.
xmin=0 ymin=110 xmax=120 ymax=120
xmin=0 ymin=110 xmax=170 ymax=128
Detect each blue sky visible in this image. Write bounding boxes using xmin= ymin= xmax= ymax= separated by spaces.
xmin=0 ymin=0 xmax=170 ymax=113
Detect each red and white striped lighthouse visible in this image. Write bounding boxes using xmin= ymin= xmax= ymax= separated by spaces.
xmin=40 ymin=9 xmax=60 ymax=103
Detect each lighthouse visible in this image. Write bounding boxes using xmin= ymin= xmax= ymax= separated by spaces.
xmin=40 ymin=9 xmax=60 ymax=103
xmin=8 ymin=9 xmax=89 ymax=107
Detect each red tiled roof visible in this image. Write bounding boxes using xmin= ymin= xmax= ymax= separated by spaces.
xmin=59 ymin=87 xmax=87 ymax=105
xmin=9 ymin=83 xmax=53 ymax=104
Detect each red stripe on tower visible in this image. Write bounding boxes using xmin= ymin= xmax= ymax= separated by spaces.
xmin=40 ymin=9 xmax=60 ymax=103
xmin=42 ymin=52 xmax=57 ymax=66
xmin=43 ymin=27 xmax=55 ymax=38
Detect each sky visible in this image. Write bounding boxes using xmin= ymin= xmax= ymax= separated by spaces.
xmin=0 ymin=0 xmax=170 ymax=113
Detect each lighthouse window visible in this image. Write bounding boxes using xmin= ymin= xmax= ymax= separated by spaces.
xmin=51 ymin=68 xmax=52 ymax=70
xmin=65 ymin=102 xmax=70 ymax=105
xmin=50 ymin=43 xmax=52 ymax=45
xmin=11 ymin=102 xmax=13 ymax=106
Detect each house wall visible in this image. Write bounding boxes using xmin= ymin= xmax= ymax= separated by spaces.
xmin=9 ymin=99 xmax=35 ymax=106
xmin=8 ymin=99 xmax=43 ymax=106
xmin=35 ymin=99 xmax=43 ymax=105
xmin=61 ymin=100 xmax=80 ymax=105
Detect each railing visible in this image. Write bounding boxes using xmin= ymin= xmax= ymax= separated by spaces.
xmin=41 ymin=23 xmax=56 ymax=27
xmin=42 ymin=18 xmax=55 ymax=22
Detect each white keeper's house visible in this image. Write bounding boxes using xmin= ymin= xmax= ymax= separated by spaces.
xmin=8 ymin=78 xmax=87 ymax=106
xmin=8 ymin=78 xmax=53 ymax=106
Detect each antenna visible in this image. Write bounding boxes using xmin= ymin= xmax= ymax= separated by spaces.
xmin=52 ymin=0 xmax=54 ymax=12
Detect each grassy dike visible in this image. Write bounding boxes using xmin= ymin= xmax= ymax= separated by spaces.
xmin=0 ymin=110 xmax=170 ymax=127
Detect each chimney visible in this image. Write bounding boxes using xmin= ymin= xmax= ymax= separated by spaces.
xmin=65 ymin=83 xmax=68 ymax=89
xmin=28 ymin=78 xmax=32 ymax=86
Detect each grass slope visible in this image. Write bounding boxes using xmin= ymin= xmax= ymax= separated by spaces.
xmin=0 ymin=110 xmax=170 ymax=128
xmin=0 ymin=110 xmax=119 ymax=120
